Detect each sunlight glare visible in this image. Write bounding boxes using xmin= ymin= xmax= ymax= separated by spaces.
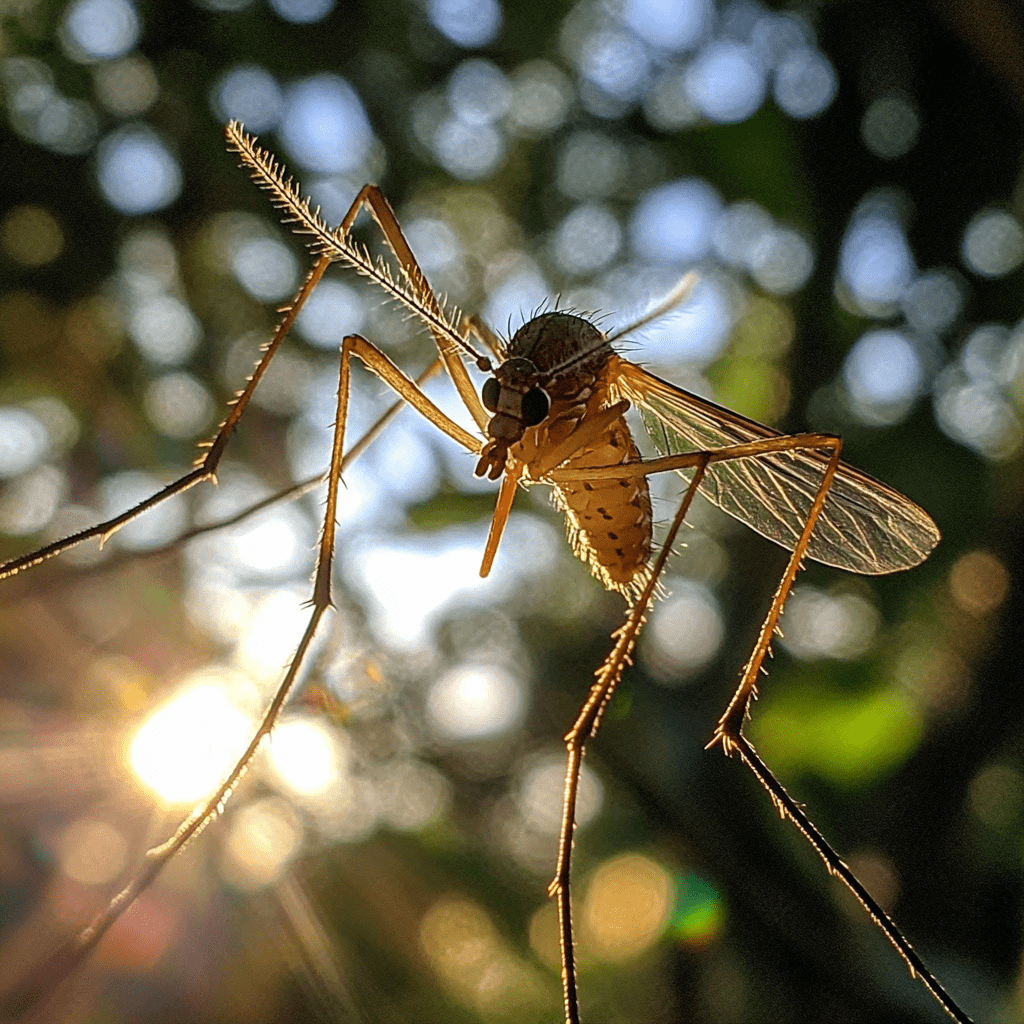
xmin=129 ymin=679 xmax=255 ymax=804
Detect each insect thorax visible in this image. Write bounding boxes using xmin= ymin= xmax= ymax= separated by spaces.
xmin=506 ymin=312 xmax=614 ymax=394
xmin=507 ymin=314 xmax=654 ymax=598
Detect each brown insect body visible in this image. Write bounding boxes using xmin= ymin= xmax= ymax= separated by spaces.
xmin=482 ymin=312 xmax=653 ymax=597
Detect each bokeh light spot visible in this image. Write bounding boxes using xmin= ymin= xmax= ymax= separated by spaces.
xmin=635 ymin=275 xmax=732 ymax=365
xmin=427 ymin=0 xmax=502 ymax=48
xmin=61 ymin=0 xmax=140 ymax=62
xmin=483 ymin=267 xmax=551 ymax=333
xmin=838 ymin=199 xmax=915 ymax=313
xmin=581 ymin=853 xmax=674 ymax=962
xmin=267 ymin=715 xmax=344 ymax=795
xmin=0 ymin=407 xmax=49 ymax=478
xmin=508 ymin=60 xmax=571 ymax=137
xmin=686 ymin=41 xmax=766 ymax=124
xmin=221 ymin=797 xmax=302 ymax=890
xmin=773 ymin=47 xmax=837 ymax=119
xmin=753 ymin=684 xmax=921 ymax=785
xmin=643 ymin=579 xmax=723 ymax=681
xmin=962 ymin=209 xmax=1024 ymax=278
xmin=377 ymin=759 xmax=452 ymax=831
xmin=861 ymin=93 xmax=919 ymax=159
xmin=127 ymin=294 xmax=200 ymax=365
xmin=553 ymin=204 xmax=622 ymax=276
xmin=427 ymin=664 xmax=526 ymax=741
xmin=0 ymin=464 xmax=65 ymax=535
xmin=144 ymin=371 xmax=213 ymax=439
xmin=948 ymin=550 xmax=1010 ymax=617
xmin=621 ymin=0 xmax=710 ymax=52
xmin=749 ymin=226 xmax=814 ymax=294
xmin=97 ymin=125 xmax=182 ymax=214
xmin=901 ymin=270 xmax=963 ymax=335
xmin=644 ymin=67 xmax=699 ymax=130
xmin=516 ymin=753 xmax=602 ymax=835
xmin=969 ymin=763 xmax=1024 ymax=830
xmin=631 ymin=178 xmax=723 ymax=264
xmin=231 ymin=235 xmax=299 ymax=302
xmin=557 ymin=130 xmax=626 ymax=201
xmin=403 ymin=217 xmax=462 ymax=273
xmin=295 ymin=278 xmax=366 ymax=348
xmin=843 ymin=329 xmax=923 ymax=425
xmin=448 ymin=59 xmax=510 ymax=124
xmin=1 ymin=205 xmax=64 ymax=267
xmin=714 ymin=200 xmax=773 ymax=268
xmin=779 ymin=586 xmax=879 ymax=661
xmin=93 ymin=53 xmax=158 ymax=115
xmin=671 ymin=872 xmax=724 ymax=945
xmin=433 ymin=119 xmax=503 ymax=180
xmin=420 ymin=896 xmax=544 ymax=1012
xmin=212 ymin=65 xmax=283 ymax=132
xmin=57 ymin=818 xmax=127 ymax=885
xmin=236 ymin=589 xmax=311 ymax=681
xmin=934 ymin=368 xmax=1022 ymax=460
xmin=97 ymin=470 xmax=187 ymax=550
xmin=579 ymin=28 xmax=651 ymax=103
xmin=267 ymin=0 xmax=334 ymax=24
xmin=279 ymin=75 xmax=373 ymax=175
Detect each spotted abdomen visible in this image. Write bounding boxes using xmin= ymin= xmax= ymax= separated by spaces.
xmin=551 ymin=409 xmax=652 ymax=598
xmin=514 ymin=382 xmax=652 ymax=600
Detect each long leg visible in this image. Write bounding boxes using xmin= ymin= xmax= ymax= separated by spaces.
xmin=0 ymin=253 xmax=329 ymax=582
xmin=6 ymin=356 xmax=447 ymax=602
xmin=549 ymin=454 xmax=710 ymax=1024
xmin=548 ymin=435 xmax=971 ymax=1024
xmin=226 ymin=122 xmax=492 ymax=434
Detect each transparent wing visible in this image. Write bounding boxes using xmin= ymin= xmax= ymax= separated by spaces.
xmin=612 ymin=358 xmax=940 ymax=575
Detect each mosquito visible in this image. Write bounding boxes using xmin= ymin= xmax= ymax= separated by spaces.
xmin=0 ymin=121 xmax=970 ymax=1024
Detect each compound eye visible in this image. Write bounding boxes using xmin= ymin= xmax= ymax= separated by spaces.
xmin=481 ymin=377 xmax=500 ymax=413
xmin=521 ymin=387 xmax=550 ymax=426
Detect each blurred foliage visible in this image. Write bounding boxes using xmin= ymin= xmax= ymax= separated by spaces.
xmin=0 ymin=1 xmax=1022 ymax=1023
